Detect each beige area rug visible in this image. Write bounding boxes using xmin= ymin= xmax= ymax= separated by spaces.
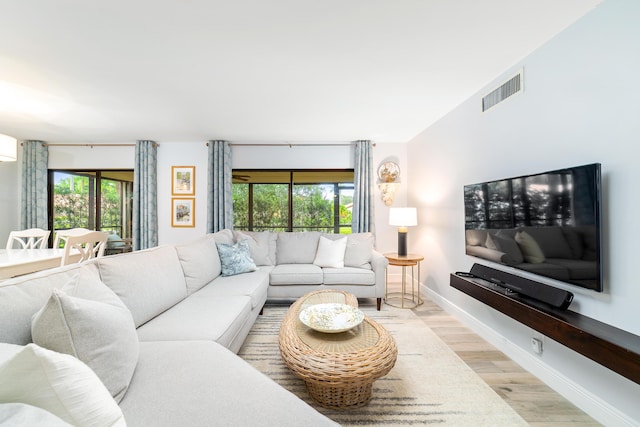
xmin=238 ymin=304 xmax=528 ymax=426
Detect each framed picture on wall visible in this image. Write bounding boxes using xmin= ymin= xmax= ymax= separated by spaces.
xmin=171 ymin=166 xmax=195 ymax=195
xmin=171 ymin=198 xmax=195 ymax=227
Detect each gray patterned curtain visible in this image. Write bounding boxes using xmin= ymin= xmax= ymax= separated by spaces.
xmin=352 ymin=140 xmax=374 ymax=233
xmin=21 ymin=140 xmax=49 ymax=229
xmin=133 ymin=140 xmax=158 ymax=250
xmin=207 ymin=140 xmax=233 ymax=232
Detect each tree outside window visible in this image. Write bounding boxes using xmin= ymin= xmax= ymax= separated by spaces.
xmin=232 ymin=170 xmax=353 ymax=233
xmin=49 ymin=170 xmax=134 ymax=244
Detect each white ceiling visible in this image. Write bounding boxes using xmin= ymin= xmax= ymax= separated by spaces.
xmin=0 ymin=0 xmax=602 ymax=144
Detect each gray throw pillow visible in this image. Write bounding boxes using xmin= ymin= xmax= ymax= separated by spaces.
xmin=31 ymin=270 xmax=139 ymax=403
xmin=486 ymin=233 xmax=524 ymax=265
xmin=216 ymin=239 xmax=258 ymax=276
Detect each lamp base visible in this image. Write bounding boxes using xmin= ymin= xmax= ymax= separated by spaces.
xmin=397 ymin=230 xmax=408 ymax=256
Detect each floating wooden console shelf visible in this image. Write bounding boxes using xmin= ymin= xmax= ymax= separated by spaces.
xmin=450 ymin=273 xmax=640 ymax=385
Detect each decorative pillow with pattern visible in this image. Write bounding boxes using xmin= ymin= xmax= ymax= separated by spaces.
xmin=216 ymin=239 xmax=258 ymax=276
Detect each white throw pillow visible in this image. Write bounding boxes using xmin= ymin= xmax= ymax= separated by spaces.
xmin=31 ymin=272 xmax=139 ymax=403
xmin=515 ymin=230 xmax=546 ymax=263
xmin=0 ymin=343 xmax=126 ymax=427
xmin=0 ymin=403 xmax=73 ymax=426
xmin=313 ymin=236 xmax=347 ymax=268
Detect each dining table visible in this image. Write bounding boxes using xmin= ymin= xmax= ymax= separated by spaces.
xmin=0 ymin=249 xmax=81 ymax=280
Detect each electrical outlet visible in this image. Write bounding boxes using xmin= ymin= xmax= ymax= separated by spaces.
xmin=531 ymin=338 xmax=543 ymax=354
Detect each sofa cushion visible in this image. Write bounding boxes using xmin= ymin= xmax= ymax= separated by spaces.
xmin=211 ymin=228 xmax=235 ymax=245
xmin=520 ymin=227 xmax=573 ymax=259
xmin=191 ymin=266 xmax=271 ymax=310
xmin=576 ymin=225 xmax=598 ymax=261
xmin=518 ymin=262 xmax=571 ymax=281
xmin=322 ymin=267 xmax=376 ymax=285
xmin=233 ymin=230 xmax=277 ymax=266
xmin=486 ymin=233 xmax=524 ymax=265
xmin=546 ymin=258 xmax=598 ymax=280
xmin=0 ymin=263 xmax=97 ymax=345
xmin=515 ymin=231 xmax=546 ymax=263
xmin=323 ymin=233 xmax=375 ymax=268
xmin=0 ymin=343 xmax=126 ymax=427
xmin=276 ymin=232 xmax=321 ymax=264
xmin=136 ymin=295 xmax=252 ymax=349
xmin=95 ymin=245 xmax=187 ymax=327
xmin=119 ymin=341 xmax=338 ymax=427
xmin=31 ymin=272 xmax=138 ymax=403
xmin=270 ymin=264 xmax=323 ymax=285
xmin=0 ymin=403 xmax=72 ymax=427
xmin=217 ymin=239 xmax=258 ymax=276
xmin=561 ymin=227 xmax=585 ymax=259
xmin=313 ymin=236 xmax=347 ymax=268
xmin=345 ymin=232 xmax=375 ymax=268
xmin=175 ymin=234 xmax=221 ymax=295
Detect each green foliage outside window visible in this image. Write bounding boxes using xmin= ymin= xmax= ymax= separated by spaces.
xmin=232 ymin=172 xmax=353 ymax=233
xmin=51 ymin=171 xmax=132 ymax=238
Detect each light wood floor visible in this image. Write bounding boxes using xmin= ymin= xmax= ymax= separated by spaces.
xmin=378 ymin=285 xmax=600 ymax=426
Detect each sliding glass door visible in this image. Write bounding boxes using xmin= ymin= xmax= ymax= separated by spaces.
xmin=49 ymin=170 xmax=134 ymax=244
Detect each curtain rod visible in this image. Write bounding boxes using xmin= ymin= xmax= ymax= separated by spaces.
xmin=208 ymin=142 xmax=376 ymax=147
xmin=37 ymin=143 xmax=159 ymax=147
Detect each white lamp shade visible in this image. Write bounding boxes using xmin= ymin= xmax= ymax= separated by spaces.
xmin=389 ymin=207 xmax=417 ymax=226
xmin=0 ymin=134 xmax=17 ymax=162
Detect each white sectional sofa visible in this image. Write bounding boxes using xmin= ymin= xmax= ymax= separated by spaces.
xmin=234 ymin=229 xmax=388 ymax=310
xmin=0 ymin=229 xmax=386 ymax=426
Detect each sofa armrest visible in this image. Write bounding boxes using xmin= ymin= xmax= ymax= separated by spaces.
xmin=370 ymin=250 xmax=389 ymax=298
xmin=466 ymin=245 xmax=515 ymax=265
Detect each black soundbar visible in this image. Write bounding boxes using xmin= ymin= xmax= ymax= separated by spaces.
xmin=467 ymin=263 xmax=574 ymax=310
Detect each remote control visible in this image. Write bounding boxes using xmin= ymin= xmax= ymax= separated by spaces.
xmin=455 ymin=272 xmax=476 ymax=278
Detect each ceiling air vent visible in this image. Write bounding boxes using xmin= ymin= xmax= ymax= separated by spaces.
xmin=482 ymin=70 xmax=523 ymax=112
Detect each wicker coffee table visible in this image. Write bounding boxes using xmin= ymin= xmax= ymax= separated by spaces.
xmin=278 ymin=290 xmax=397 ymax=409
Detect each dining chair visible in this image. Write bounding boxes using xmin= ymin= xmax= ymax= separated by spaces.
xmin=56 ymin=229 xmax=109 ymax=266
xmin=6 ymin=228 xmax=51 ymax=249
xmin=53 ymin=228 xmax=93 ymax=249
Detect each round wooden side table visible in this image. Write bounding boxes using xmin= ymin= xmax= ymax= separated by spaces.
xmin=384 ymin=253 xmax=424 ymax=308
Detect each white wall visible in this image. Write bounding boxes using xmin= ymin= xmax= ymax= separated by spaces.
xmin=0 ymin=159 xmax=19 ymax=243
xmin=406 ymin=0 xmax=640 ymax=424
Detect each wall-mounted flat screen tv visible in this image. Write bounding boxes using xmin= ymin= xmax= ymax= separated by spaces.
xmin=464 ymin=163 xmax=602 ymax=292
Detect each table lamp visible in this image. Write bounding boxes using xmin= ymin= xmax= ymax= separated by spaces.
xmin=389 ymin=207 xmax=417 ymax=256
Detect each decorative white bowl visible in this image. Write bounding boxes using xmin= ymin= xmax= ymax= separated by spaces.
xmin=299 ymin=303 xmax=365 ymax=333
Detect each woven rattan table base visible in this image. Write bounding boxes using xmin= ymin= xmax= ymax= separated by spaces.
xmin=279 ymin=290 xmax=398 ymax=409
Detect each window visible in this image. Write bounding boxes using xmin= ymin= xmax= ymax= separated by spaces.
xmin=232 ymin=170 xmax=354 ymax=233
xmin=48 ymin=170 xmax=134 ymax=243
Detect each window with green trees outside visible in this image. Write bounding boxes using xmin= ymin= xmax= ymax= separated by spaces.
xmin=232 ymin=170 xmax=354 ymax=234
xmin=49 ymin=170 xmax=134 ymax=245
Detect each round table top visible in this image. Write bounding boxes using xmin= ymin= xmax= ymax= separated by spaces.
xmin=384 ymin=253 xmax=424 ymax=264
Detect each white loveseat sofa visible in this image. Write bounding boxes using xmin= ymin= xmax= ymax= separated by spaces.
xmin=0 ymin=229 xmax=385 ymax=426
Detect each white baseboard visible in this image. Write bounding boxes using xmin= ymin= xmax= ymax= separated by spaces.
xmin=423 ymin=284 xmax=637 ymax=427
